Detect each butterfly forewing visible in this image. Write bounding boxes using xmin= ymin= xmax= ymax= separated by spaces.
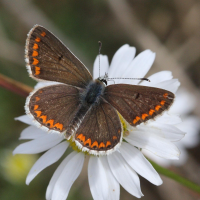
xmin=74 ymin=98 xmax=122 ymax=154
xmin=25 ymin=25 xmax=92 ymax=88
xmin=103 ymin=84 xmax=175 ymax=126
xmin=26 ymin=84 xmax=82 ymax=134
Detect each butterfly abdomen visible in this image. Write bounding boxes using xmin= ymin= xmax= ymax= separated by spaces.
xmin=64 ymin=104 xmax=90 ymax=139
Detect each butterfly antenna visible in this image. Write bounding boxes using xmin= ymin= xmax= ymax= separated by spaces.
xmin=98 ymin=41 xmax=102 ymax=78
xmin=109 ymin=77 xmax=150 ymax=82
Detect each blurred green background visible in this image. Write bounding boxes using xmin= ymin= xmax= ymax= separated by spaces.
xmin=0 ymin=0 xmax=200 ymax=199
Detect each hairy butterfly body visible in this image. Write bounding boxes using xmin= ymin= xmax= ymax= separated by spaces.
xmin=25 ymin=25 xmax=175 ymax=155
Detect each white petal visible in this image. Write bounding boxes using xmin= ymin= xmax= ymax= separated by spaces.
xmin=89 ymin=156 xmax=108 ymax=200
xmin=170 ymin=146 xmax=188 ymax=166
xmin=120 ymin=143 xmax=162 ymax=185
xmin=155 ymin=113 xmax=182 ymax=125
xmin=146 ymin=122 xmax=185 ymax=141
xmin=140 ymin=71 xmax=173 ymax=86
xmin=108 ymin=45 xmax=136 ymax=81
xmin=46 ymin=152 xmax=76 ymax=200
xmin=51 ymin=152 xmax=84 ymax=200
xmin=169 ymin=88 xmax=196 ymax=115
xmin=26 ymin=141 xmax=69 ymax=185
xmin=34 ymin=81 xmax=61 ymax=89
xmin=175 ymin=116 xmax=200 ymax=148
xmin=143 ymin=149 xmax=171 ymax=167
xmin=152 ymin=79 xmax=180 ymax=94
xmin=144 ymin=144 xmax=189 ymax=167
xmin=108 ymin=151 xmax=143 ymax=198
xmin=88 ymin=156 xmax=120 ymax=200
xmin=15 ymin=115 xmax=33 ymax=125
xmin=19 ymin=126 xmax=45 ymax=140
xmin=119 ymin=50 xmax=155 ymax=85
xmin=101 ymin=157 xmax=120 ymax=200
xmin=93 ymin=55 xmax=109 ymax=79
xmin=13 ymin=134 xmax=63 ymax=155
xmin=126 ymin=129 xmax=180 ymax=159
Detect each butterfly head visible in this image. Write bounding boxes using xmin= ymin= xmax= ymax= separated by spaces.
xmin=97 ymin=72 xmax=109 ymax=85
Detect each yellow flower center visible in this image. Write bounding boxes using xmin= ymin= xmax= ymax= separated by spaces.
xmin=118 ymin=112 xmax=129 ymax=137
xmin=68 ymin=138 xmax=89 ymax=155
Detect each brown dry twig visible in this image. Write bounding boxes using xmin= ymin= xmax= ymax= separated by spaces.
xmin=0 ymin=73 xmax=32 ymax=97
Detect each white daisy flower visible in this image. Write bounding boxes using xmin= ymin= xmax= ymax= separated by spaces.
xmin=14 ymin=44 xmax=185 ymax=200
xmin=143 ymin=88 xmax=200 ymax=167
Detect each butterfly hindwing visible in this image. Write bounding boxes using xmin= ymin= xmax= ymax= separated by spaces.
xmin=26 ymin=84 xmax=82 ymax=135
xmin=25 ymin=25 xmax=92 ymax=88
xmin=103 ymin=84 xmax=175 ymax=126
xmin=74 ymin=98 xmax=122 ymax=154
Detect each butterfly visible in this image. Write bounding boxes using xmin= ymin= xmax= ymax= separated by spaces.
xmin=25 ymin=25 xmax=175 ymax=155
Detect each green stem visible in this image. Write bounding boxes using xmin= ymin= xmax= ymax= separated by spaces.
xmin=149 ymin=159 xmax=200 ymax=193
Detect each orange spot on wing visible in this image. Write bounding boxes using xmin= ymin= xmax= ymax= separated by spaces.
xmin=77 ymin=134 xmax=85 ymax=143
xmin=35 ymin=66 xmax=40 ymax=75
xmin=106 ymin=141 xmax=111 ymax=147
xmin=34 ymin=105 xmax=39 ymax=110
xmin=133 ymin=116 xmax=140 ymax=124
xmin=35 ymin=96 xmax=40 ymax=101
xmin=35 ymin=37 xmax=41 ymax=42
xmin=155 ymin=105 xmax=161 ymax=111
xmin=33 ymin=43 xmax=38 ymax=49
xmin=163 ymin=93 xmax=168 ymax=98
xmin=160 ymin=100 xmax=165 ymax=105
xmin=41 ymin=32 xmax=46 ymax=37
xmin=53 ymin=123 xmax=63 ymax=131
xmin=99 ymin=142 xmax=105 ymax=149
xmin=91 ymin=141 xmax=98 ymax=148
xmin=40 ymin=115 xmax=47 ymax=123
xmin=142 ymin=113 xmax=148 ymax=120
xmin=32 ymin=58 xmax=39 ymax=65
xmin=32 ymin=51 xmax=38 ymax=57
xmin=84 ymin=138 xmax=91 ymax=147
xmin=46 ymin=119 xmax=54 ymax=128
xmin=149 ymin=109 xmax=155 ymax=115
xmin=113 ymin=136 xmax=117 ymax=140
xmin=35 ymin=110 xmax=41 ymax=117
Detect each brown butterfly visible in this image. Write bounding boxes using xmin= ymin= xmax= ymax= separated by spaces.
xmin=25 ymin=25 xmax=174 ymax=155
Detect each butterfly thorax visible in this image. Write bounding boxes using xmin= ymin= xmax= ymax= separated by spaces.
xmin=81 ymin=79 xmax=105 ymax=105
